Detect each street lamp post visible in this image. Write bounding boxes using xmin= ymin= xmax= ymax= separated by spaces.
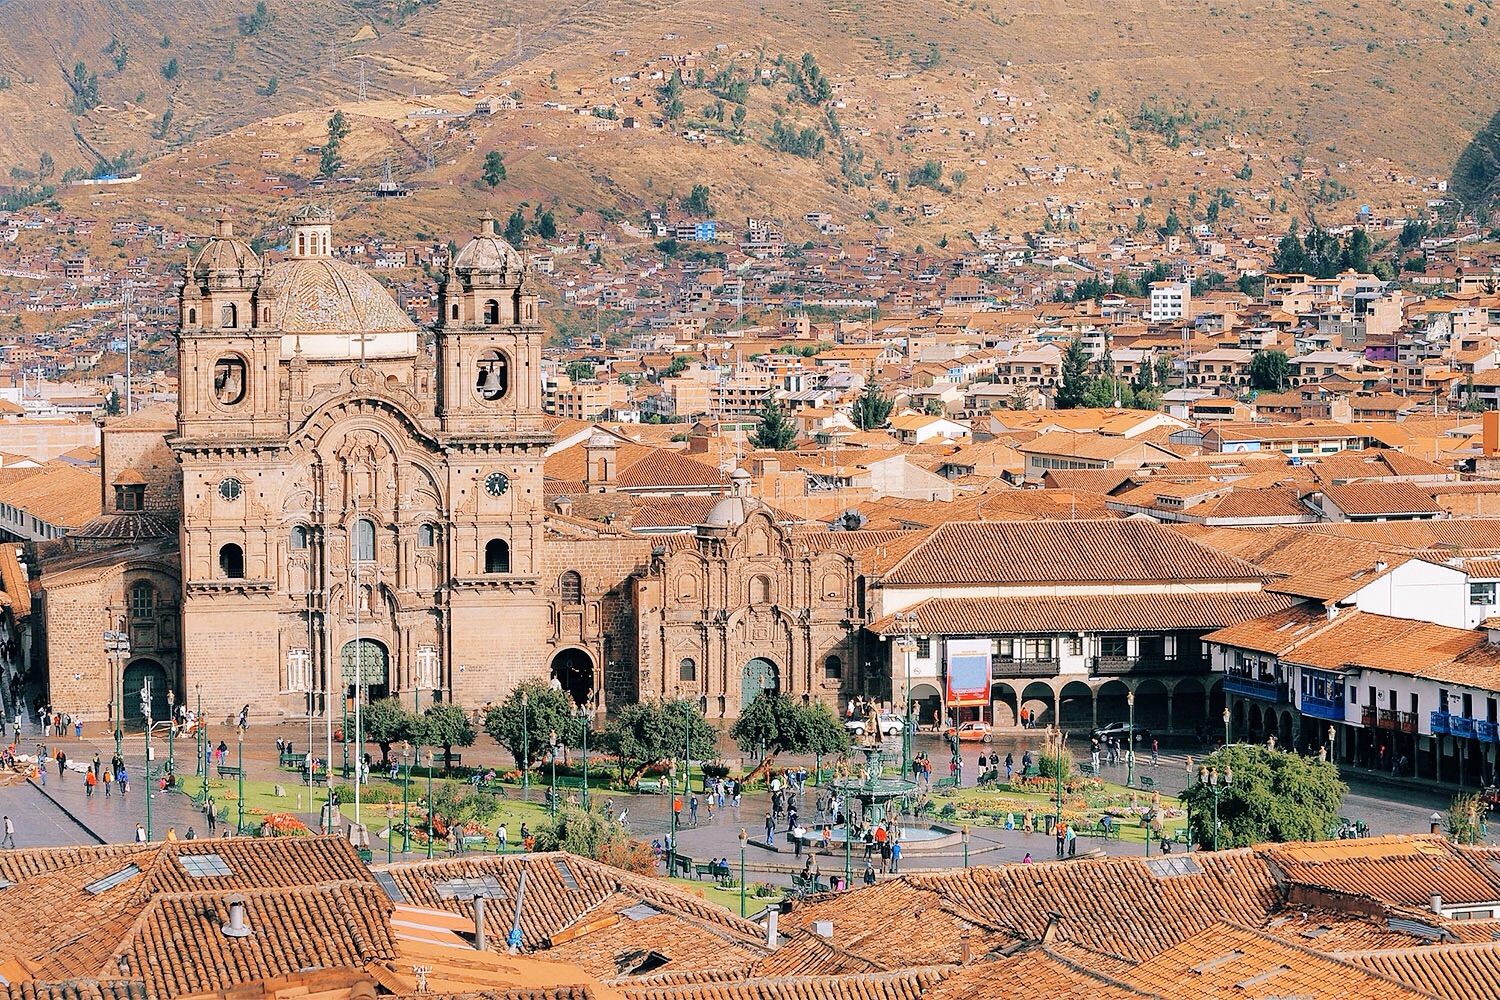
xmin=402 ymin=742 xmax=411 ymax=856
xmin=236 ymin=729 xmax=245 ymax=834
xmin=667 ymin=760 xmax=678 ymax=876
xmin=1198 ymin=765 xmax=1232 ymax=850
xmin=142 ymin=681 xmax=153 ymax=842
xmin=893 ymin=612 xmax=919 ymax=774
xmin=739 ymin=828 xmax=748 ymax=916
xmin=549 ymin=729 xmax=559 ymax=817
xmin=1327 ymin=725 xmax=1336 ymax=766
xmin=196 ymin=682 xmax=207 ymax=805
xmin=1126 ymin=691 xmax=1136 ymax=789
xmin=1223 ymin=706 xmax=1231 ymax=748
xmin=520 ymin=690 xmax=530 ymax=799
xmin=104 ymin=620 xmax=130 ymax=757
xmin=961 ymin=825 xmax=970 ymax=868
xmin=166 ymin=689 xmax=176 ymax=777
xmin=342 ymin=695 xmax=351 ymax=780
xmin=425 ymin=748 xmax=434 ymax=860
xmin=386 ymin=803 xmax=394 ymax=864
xmin=577 ymin=708 xmax=590 ymax=810
xmin=844 ymin=819 xmax=852 ymax=888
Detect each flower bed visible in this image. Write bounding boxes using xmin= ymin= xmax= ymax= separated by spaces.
xmin=260 ymin=813 xmax=311 ymax=837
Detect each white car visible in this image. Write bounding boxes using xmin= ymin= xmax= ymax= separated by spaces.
xmin=846 ymin=712 xmax=905 ymax=737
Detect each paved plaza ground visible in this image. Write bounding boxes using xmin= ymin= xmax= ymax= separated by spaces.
xmin=0 ymin=717 xmax=1476 ymax=884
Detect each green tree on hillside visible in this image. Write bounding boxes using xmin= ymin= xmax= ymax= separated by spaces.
xmin=504 ymin=209 xmax=527 ymax=246
xmin=682 ymin=184 xmax=713 ymax=217
xmin=1056 ymin=337 xmax=1090 ymax=409
xmin=481 ymin=151 xmax=506 ymax=187
xmin=1248 ymin=349 xmax=1290 ymax=392
xmin=320 ymin=111 xmax=349 ymax=177
xmin=751 ymin=399 xmax=797 ymax=450
xmin=1179 ymin=744 xmax=1346 ymax=849
xmin=851 ymin=382 xmax=894 ymax=429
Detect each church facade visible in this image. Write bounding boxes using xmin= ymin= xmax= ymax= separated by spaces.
xmin=35 ymin=207 xmax=866 ymax=727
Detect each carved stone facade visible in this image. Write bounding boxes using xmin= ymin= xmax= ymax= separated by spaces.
xmin=633 ymin=473 xmax=861 ymax=720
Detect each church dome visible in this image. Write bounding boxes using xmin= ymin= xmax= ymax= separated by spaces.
xmin=188 ymin=219 xmax=261 ymax=290
xmin=259 ymin=256 xmax=418 ymax=359
xmin=71 ymin=511 xmax=175 ymax=545
xmin=701 ymin=469 xmax=761 ymax=529
xmin=452 ymin=214 xmax=526 ymax=286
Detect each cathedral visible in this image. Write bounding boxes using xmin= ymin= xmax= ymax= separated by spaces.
xmin=35 ymin=207 xmax=865 ymax=726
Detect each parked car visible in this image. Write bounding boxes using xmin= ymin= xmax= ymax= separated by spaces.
xmin=1091 ymin=722 xmax=1151 ymax=745
xmin=846 ymin=712 xmax=905 ymax=737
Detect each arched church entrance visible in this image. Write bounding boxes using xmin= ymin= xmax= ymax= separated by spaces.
xmin=340 ymin=638 xmax=390 ymax=701
xmin=742 ymin=657 xmax=779 ymax=712
xmin=550 ymin=648 xmax=595 ymax=706
xmin=123 ymin=658 xmax=170 ymax=725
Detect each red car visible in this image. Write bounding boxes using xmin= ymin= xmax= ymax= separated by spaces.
xmin=945 ymin=721 xmax=993 ymax=743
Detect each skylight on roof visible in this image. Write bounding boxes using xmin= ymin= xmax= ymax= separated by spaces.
xmin=1144 ymin=856 xmax=1202 ymax=879
xmin=434 ymin=875 xmax=505 ymax=900
xmin=179 ymin=853 xmax=232 ymax=878
xmin=623 ymin=903 xmax=662 ymax=921
xmin=373 ymin=870 xmax=407 ymax=903
xmin=555 ymin=859 xmax=582 ymax=890
xmin=84 ymin=864 xmax=141 ymax=895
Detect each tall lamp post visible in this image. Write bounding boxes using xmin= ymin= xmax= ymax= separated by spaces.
xmin=425 ymin=748 xmax=435 ymax=860
xmin=738 ymin=827 xmax=748 ymax=916
xmin=549 ymin=729 xmax=559 ymax=817
xmin=894 ymin=611 xmax=918 ymax=774
xmin=1327 ymin=725 xmax=1336 ymax=766
xmin=961 ymin=825 xmax=970 ymax=868
xmin=141 ymin=679 xmax=153 ymax=842
xmin=402 ymin=742 xmax=411 ymax=856
xmin=236 ymin=728 xmax=245 ymax=834
xmin=576 ymin=707 xmax=590 ymax=810
xmin=166 ymin=689 xmax=176 ymax=777
xmin=1198 ymin=765 xmax=1232 ymax=850
xmin=1223 ymin=705 xmax=1231 ymax=747
xmin=104 ymin=619 xmax=130 ymax=757
xmin=1126 ymin=691 xmax=1136 ymax=789
xmin=667 ymin=760 xmax=678 ymax=876
xmin=520 ymin=690 xmax=530 ymax=799
xmin=196 ymin=682 xmax=207 ymax=805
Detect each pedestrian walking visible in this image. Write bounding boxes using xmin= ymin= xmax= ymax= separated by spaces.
xmin=764 ymin=810 xmax=775 ymax=846
xmin=689 ymin=794 xmax=698 ymax=826
xmin=1 ymin=815 xmax=14 ymax=848
xmin=85 ymin=769 xmax=97 ymax=797
xmin=890 ymin=840 xmax=902 ymax=873
xmin=1151 ymin=739 xmax=1160 ymax=766
xmin=497 ymin=823 xmax=507 ymax=852
xmin=1066 ymin=824 xmax=1077 ymax=857
xmin=55 ymin=748 xmax=65 ymax=777
xmin=135 ymin=823 xmax=146 ymax=843
xmin=1055 ymin=820 xmax=1065 ymax=857
xmin=206 ymin=797 xmax=218 ymax=833
xmin=102 ymin=768 xmax=112 ymax=797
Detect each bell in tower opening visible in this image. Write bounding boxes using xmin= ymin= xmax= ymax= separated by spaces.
xmin=475 ymin=350 xmax=508 ymax=400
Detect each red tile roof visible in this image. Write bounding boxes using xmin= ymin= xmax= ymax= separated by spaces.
xmin=867 ymin=592 xmax=1296 ymax=637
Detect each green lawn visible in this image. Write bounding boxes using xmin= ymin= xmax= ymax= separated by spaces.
xmin=931 ymin=779 xmax=1188 ymax=844
xmin=665 ymin=875 xmax=782 ymax=915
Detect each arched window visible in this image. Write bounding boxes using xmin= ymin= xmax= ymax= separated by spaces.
xmin=680 ymin=657 xmax=697 ymax=682
xmin=221 ymin=303 xmax=237 ymax=328
xmin=297 ymin=233 xmax=306 ymax=256
xmin=129 ymin=581 xmax=155 ymax=621
xmin=417 ymin=524 xmax=436 ymax=547
xmin=749 ymin=575 xmax=772 ymax=605
xmin=484 ymin=538 xmax=510 ymax=574
xmin=560 ymin=570 xmax=582 ymax=604
xmin=187 ymin=307 xmax=197 ymax=325
xmin=451 ymin=303 xmax=459 ymax=320
xmin=475 ymin=350 xmax=509 ymax=400
xmin=484 ymin=299 xmax=500 ymax=325
xmin=262 ymin=307 xmax=271 ymax=324
xmin=353 ymin=518 xmax=375 ymax=561
xmin=289 ymin=524 xmax=309 ymax=550
xmin=218 ymin=543 xmax=244 ymax=579
xmin=824 ymin=655 xmax=842 ymax=680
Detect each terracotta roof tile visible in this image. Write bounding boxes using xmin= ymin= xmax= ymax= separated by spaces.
xmin=1345 ymin=940 xmax=1500 ymax=1000
xmin=1321 ymin=481 xmax=1444 ymax=517
xmin=620 ymin=968 xmax=950 ymax=1000
xmin=868 ymin=592 xmax=1296 ymax=637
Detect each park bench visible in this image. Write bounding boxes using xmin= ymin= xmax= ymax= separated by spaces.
xmin=444 ymin=755 xmax=462 ymax=770
xmin=672 ymin=855 xmax=693 ymax=878
xmin=933 ymin=775 xmax=958 ymax=790
xmin=556 ymin=776 xmax=587 ymax=790
xmin=216 ymin=764 xmax=243 ymax=778
xmin=278 ymin=752 xmax=303 ymax=770
xmin=461 ymin=834 xmax=488 ymax=851
xmin=1022 ymin=765 xmax=1040 ymax=778
xmin=790 ymin=873 xmax=828 ymax=894
xmin=1138 ymin=775 xmax=1156 ymax=791
xmin=636 ymin=778 xmax=665 ymax=794
xmin=693 ymin=861 xmax=734 ymax=885
xmin=1078 ymin=761 xmax=1096 ymax=777
xmin=1078 ymin=820 xmax=1122 ymax=840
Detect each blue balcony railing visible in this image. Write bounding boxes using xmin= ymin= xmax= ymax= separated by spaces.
xmin=1225 ymin=674 xmax=1290 ymax=703
xmin=1431 ymin=711 xmax=1450 ymax=735
xmin=1480 ymin=720 xmax=1498 ymax=743
xmin=1300 ymin=693 xmax=1344 ymax=722
xmin=1450 ymin=715 xmax=1477 ymax=738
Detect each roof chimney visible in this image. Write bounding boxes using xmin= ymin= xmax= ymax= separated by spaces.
xmin=766 ymin=907 xmax=780 ymax=949
xmin=474 ymin=895 xmax=487 ymax=951
xmin=812 ymin=920 xmax=833 ymax=940
xmin=221 ymin=894 xmax=252 ymax=938
xmin=1375 ymin=560 xmax=1388 ymax=573
xmin=1432 ymin=892 xmax=1443 ymax=915
xmin=960 ymin=927 xmax=972 ymax=964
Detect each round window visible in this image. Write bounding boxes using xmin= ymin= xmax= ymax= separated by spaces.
xmin=218 ymin=478 xmax=243 ymax=501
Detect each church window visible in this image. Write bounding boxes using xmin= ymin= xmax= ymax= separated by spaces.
xmin=262 ymin=307 xmax=270 ymax=324
xmin=484 ymin=299 xmax=500 ymax=325
xmin=749 ymin=575 xmax=771 ymax=605
xmin=353 ymin=519 xmax=375 ymax=561
xmin=524 ymin=301 xmax=534 ymax=322
xmin=824 ymin=655 xmax=842 ymax=681
xmin=115 ymin=484 xmax=144 ymax=512
xmin=484 ymin=539 xmax=511 ymax=574
xmin=680 ymin=657 xmax=697 ymax=682
xmin=451 ymin=303 xmax=459 ymax=320
xmin=187 ymin=308 xmax=196 ymax=325
xmin=289 ymin=524 xmax=308 ymax=550
xmin=417 ymin=524 xmax=436 ymax=547
xmin=221 ymin=303 xmax=237 ymax=329
xmin=475 ymin=350 xmax=508 ymax=400
xmin=218 ymin=543 xmax=245 ymax=579
xmin=130 ymin=582 xmax=155 ymax=621
xmin=212 ymin=356 xmax=246 ymax=406
xmin=560 ymin=571 xmax=582 ymax=605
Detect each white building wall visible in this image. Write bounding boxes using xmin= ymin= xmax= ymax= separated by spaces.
xmin=1350 ymin=560 xmax=1472 ymax=628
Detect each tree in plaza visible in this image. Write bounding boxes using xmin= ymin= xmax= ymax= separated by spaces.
xmin=481 ymin=150 xmax=506 ymax=187
xmin=427 ymin=779 xmax=498 ymax=836
xmin=1179 ymin=744 xmax=1346 ymax=849
xmin=850 ymin=382 xmax=894 ymax=429
xmin=729 ymin=692 xmax=849 ymax=757
xmin=751 ymin=398 xmax=797 ymax=450
xmin=484 ymin=682 xmax=575 ymax=773
xmin=534 ymin=805 xmax=656 ymax=873
xmin=411 ymin=702 xmax=477 ymax=771
xmin=362 ymin=697 xmax=413 ymax=767
xmin=1056 ymin=337 xmax=1090 ymax=409
xmin=1248 ymin=349 xmax=1291 ymax=392
xmin=1448 ymin=792 xmax=1485 ymax=843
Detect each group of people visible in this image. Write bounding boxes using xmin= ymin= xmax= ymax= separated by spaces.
xmin=73 ymin=751 xmax=130 ymax=799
